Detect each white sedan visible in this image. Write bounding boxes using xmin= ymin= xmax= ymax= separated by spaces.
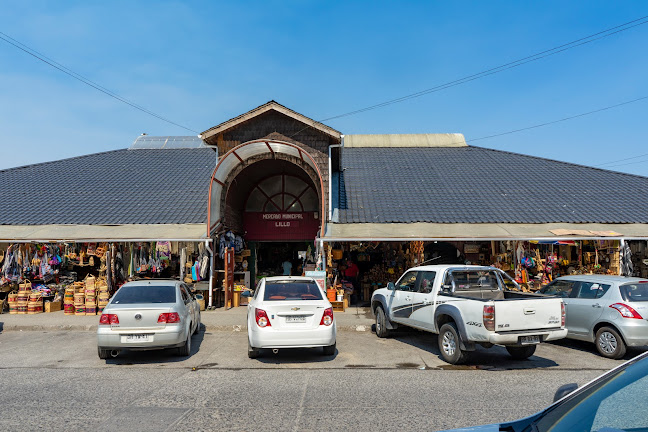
xmin=245 ymin=276 xmax=337 ymax=358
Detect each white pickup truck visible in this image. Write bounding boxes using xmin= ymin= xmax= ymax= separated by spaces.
xmin=371 ymin=265 xmax=568 ymax=364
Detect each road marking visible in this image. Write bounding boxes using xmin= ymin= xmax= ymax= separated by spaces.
xmin=292 ymin=374 xmax=310 ymax=432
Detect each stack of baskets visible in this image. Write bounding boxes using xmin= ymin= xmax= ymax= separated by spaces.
xmin=85 ymin=275 xmax=97 ymax=316
xmin=64 ymin=285 xmax=76 ymax=315
xmin=96 ymin=278 xmax=109 ymax=313
xmin=74 ymin=282 xmax=86 ymax=316
xmin=27 ymin=290 xmax=43 ymax=314
xmin=7 ymin=291 xmax=18 ymax=314
xmin=15 ymin=279 xmax=32 ymax=314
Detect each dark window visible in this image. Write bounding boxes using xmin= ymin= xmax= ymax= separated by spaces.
xmin=539 ymin=281 xmax=574 ymax=298
xmin=573 ymin=282 xmax=611 ymax=299
xmin=180 ymin=286 xmax=191 ymax=304
xmin=620 ymin=283 xmax=648 ymax=302
xmin=396 ymin=271 xmax=418 ymax=292
xmin=449 ymin=270 xmax=500 ymax=291
xmin=111 ymin=285 xmax=177 ymax=304
xmin=418 ymin=271 xmax=437 ymax=294
xmin=263 ymin=281 xmax=323 ymax=301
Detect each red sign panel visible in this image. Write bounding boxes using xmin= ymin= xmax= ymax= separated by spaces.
xmin=243 ymin=212 xmax=319 ymax=241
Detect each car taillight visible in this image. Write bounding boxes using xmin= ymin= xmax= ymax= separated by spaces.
xmin=255 ymin=308 xmax=271 ymax=327
xmin=99 ymin=314 xmax=119 ymax=325
xmin=320 ymin=307 xmax=334 ymax=326
xmin=483 ymin=305 xmax=495 ymax=331
xmin=561 ymin=301 xmax=566 ymax=327
xmin=610 ymin=303 xmax=643 ymax=319
xmin=158 ymin=312 xmax=181 ymax=323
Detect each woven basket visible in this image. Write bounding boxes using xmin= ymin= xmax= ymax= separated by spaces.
xmin=18 ymin=279 xmax=32 ymax=292
xmin=16 ymin=301 xmax=28 ymax=314
xmin=74 ymin=305 xmax=86 ymax=316
xmin=27 ymin=302 xmax=43 ymax=314
xmin=8 ymin=302 xmax=18 ymax=314
xmin=7 ymin=292 xmax=18 ymax=303
xmin=29 ymin=292 xmax=43 ymax=302
xmin=64 ymin=304 xmax=75 ymax=315
xmin=16 ymin=292 xmax=29 ymax=302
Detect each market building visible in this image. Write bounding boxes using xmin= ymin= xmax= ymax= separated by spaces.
xmin=2 ymin=101 xmax=648 ymax=315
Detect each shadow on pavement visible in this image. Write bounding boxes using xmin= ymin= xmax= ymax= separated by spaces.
xmin=104 ymin=327 xmax=206 ymax=365
xmin=385 ymin=327 xmax=559 ymax=370
xmin=254 ymin=346 xmax=339 ymax=364
xmin=548 ymin=338 xmax=648 ymax=361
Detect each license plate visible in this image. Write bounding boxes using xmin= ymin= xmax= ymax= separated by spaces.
xmin=122 ymin=334 xmax=153 ymax=343
xmin=519 ymin=335 xmax=540 ymax=345
xmin=285 ymin=316 xmax=306 ymax=323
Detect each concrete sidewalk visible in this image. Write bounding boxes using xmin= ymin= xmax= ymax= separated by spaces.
xmin=0 ymin=305 xmax=375 ymax=332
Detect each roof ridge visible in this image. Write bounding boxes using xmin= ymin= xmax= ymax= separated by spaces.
xmin=469 ymin=145 xmax=648 ymax=180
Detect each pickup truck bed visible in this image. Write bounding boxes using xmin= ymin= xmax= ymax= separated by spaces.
xmin=371 ymin=265 xmax=567 ymax=364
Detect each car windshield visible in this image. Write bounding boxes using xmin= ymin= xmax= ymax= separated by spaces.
xmin=111 ymin=285 xmax=177 ymax=304
xmin=263 ymin=281 xmax=323 ymax=301
xmin=532 ymin=353 xmax=648 ymax=432
xmin=620 ymin=283 xmax=648 ymax=302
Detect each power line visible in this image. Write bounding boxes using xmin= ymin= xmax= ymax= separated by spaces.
xmin=595 ymin=152 xmax=648 ymax=167
xmin=319 ymin=15 xmax=648 ymax=122
xmin=0 ymin=31 xmax=199 ymax=134
xmin=469 ymin=96 xmax=648 ymax=143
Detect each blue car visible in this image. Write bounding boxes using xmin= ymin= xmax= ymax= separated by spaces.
xmin=442 ymin=350 xmax=648 ymax=431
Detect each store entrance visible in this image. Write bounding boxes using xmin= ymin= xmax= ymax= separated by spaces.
xmin=253 ymin=240 xmax=316 ymax=280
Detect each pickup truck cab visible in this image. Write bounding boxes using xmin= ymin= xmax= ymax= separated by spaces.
xmin=371 ymin=265 xmax=567 ymax=364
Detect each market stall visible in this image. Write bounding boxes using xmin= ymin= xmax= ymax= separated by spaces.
xmin=0 ymin=241 xmax=213 ymax=315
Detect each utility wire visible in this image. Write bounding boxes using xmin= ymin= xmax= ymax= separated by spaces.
xmin=0 ymin=31 xmax=199 ymax=134
xmin=318 ymin=15 xmax=648 ymax=122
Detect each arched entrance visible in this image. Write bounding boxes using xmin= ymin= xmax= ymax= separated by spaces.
xmin=207 ymin=139 xmax=326 ymax=280
xmin=242 ymin=173 xmax=320 ymax=241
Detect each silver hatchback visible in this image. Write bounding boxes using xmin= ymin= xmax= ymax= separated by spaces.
xmin=538 ymin=275 xmax=648 ymax=358
xmin=96 ymin=279 xmax=201 ymax=359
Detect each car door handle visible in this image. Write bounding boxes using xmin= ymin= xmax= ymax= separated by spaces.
xmin=423 ymin=300 xmax=431 ymax=305
xmin=405 ymin=297 xmax=411 ymax=301
xmin=592 ymin=304 xmax=602 ymax=308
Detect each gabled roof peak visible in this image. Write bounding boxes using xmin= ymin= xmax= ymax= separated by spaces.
xmin=199 ymin=101 xmax=341 ymax=142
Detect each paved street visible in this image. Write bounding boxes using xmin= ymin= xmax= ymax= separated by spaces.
xmin=1 ymin=326 xmax=645 ymax=431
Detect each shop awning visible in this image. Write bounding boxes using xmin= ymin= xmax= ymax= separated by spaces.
xmin=0 ymin=224 xmax=209 ymax=242
xmin=323 ymin=222 xmax=648 ymax=241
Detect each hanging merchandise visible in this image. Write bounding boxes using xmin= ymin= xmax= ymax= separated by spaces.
xmin=200 ymin=251 xmax=209 ymax=280
xmin=156 ymin=241 xmax=172 ymax=261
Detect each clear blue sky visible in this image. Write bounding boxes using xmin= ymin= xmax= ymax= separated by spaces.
xmin=1 ymin=1 xmax=647 ymax=176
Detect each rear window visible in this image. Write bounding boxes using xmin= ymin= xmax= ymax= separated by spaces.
xmin=620 ymin=283 xmax=648 ymax=302
xmin=263 ymin=281 xmax=323 ymax=301
xmin=111 ymin=285 xmax=177 ymax=304
xmin=448 ymin=270 xmax=500 ymax=291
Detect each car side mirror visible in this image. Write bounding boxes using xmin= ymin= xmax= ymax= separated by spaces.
xmin=553 ymin=383 xmax=578 ymax=402
xmin=241 ymin=291 xmax=252 ymax=298
xmin=387 ymin=282 xmax=395 ymax=291
xmin=441 ymin=284 xmax=452 ymax=293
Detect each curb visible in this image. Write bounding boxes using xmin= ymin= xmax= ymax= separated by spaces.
xmin=0 ymin=324 xmax=374 ymax=333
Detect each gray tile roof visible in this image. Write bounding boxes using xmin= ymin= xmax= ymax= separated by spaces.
xmin=0 ymin=147 xmax=218 ymax=225
xmin=336 ymin=146 xmax=648 ymax=224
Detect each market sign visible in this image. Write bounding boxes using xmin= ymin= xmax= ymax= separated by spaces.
xmin=243 ymin=212 xmax=319 ymax=241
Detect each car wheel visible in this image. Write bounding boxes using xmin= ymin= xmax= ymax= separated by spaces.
xmin=438 ymin=323 xmax=468 ymax=365
xmin=248 ymin=338 xmax=260 ymax=359
xmin=193 ymin=312 xmax=201 ymax=335
xmin=375 ymin=306 xmax=391 ymax=338
xmin=98 ymin=347 xmax=110 ymax=360
xmin=322 ymin=342 xmax=336 ymax=356
xmin=596 ymin=326 xmax=626 ymax=359
xmin=177 ymin=331 xmax=191 ymax=357
xmin=506 ymin=345 xmax=537 ymax=360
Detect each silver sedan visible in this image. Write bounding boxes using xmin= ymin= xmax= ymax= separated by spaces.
xmin=538 ymin=275 xmax=648 ymax=358
xmin=96 ymin=279 xmax=200 ymax=359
